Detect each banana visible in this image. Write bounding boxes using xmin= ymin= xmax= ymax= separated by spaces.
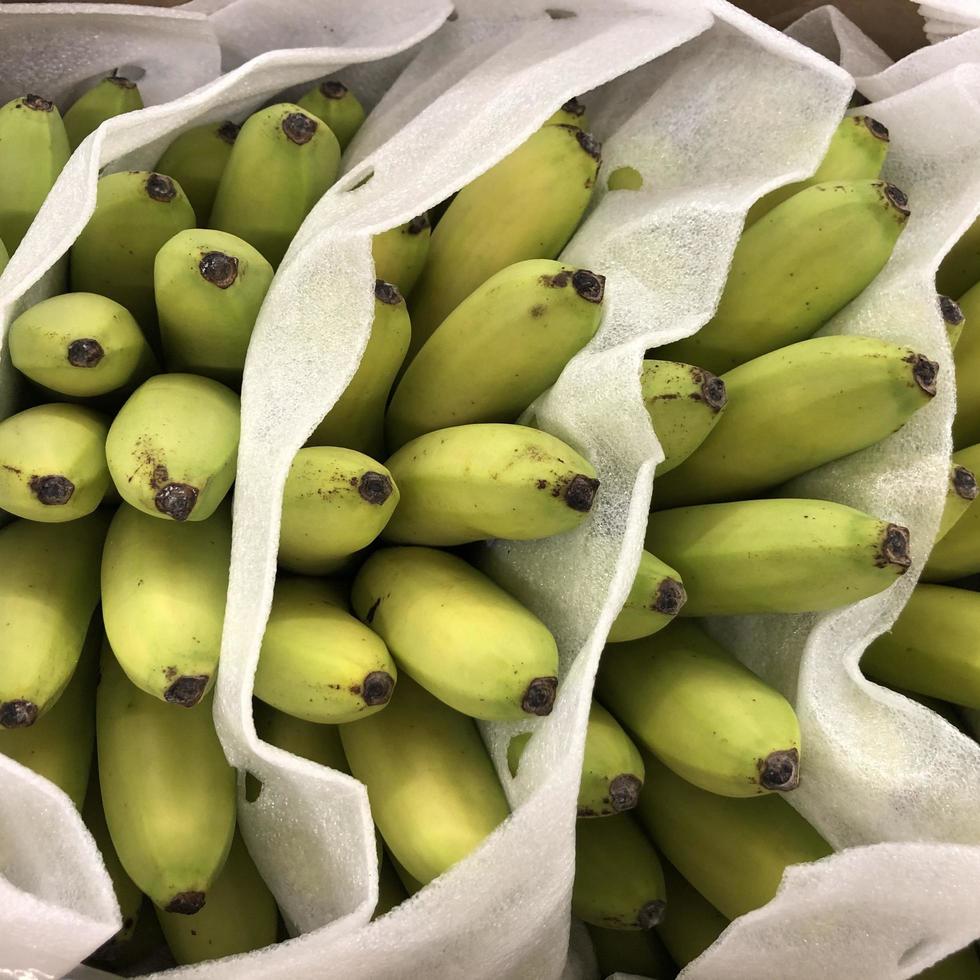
xmin=307 ymin=280 xmax=411 ymax=457
xmin=296 ymin=79 xmax=365 ymax=150
xmin=155 ymin=830 xmax=278 ymax=965
xmin=382 ymin=423 xmax=599 ymax=546
xmin=655 ymin=180 xmax=910 ymax=373
xmin=923 ymin=443 xmax=980 ymax=581
xmin=941 ymin=294 xmax=966 ymax=350
xmin=656 ymin=860 xmax=728 ymax=966
xmin=105 ymin=373 xmax=240 ymax=522
xmin=375 ymin=854 xmax=409 ymax=918
xmin=597 ymin=621 xmax=801 ymax=797
xmin=641 ymin=360 xmax=728 ymax=475
xmin=209 ymin=103 xmax=341 ymax=267
xmin=154 ymin=228 xmax=274 ymax=386
xmin=0 ymin=404 xmax=110 ymax=521
xmin=936 ymin=460 xmax=978 ymax=543
xmin=937 ymin=216 xmax=980 ymax=299
xmin=588 ymin=926 xmax=675 ymax=980
xmin=953 ymin=281 xmax=980 ymax=450
xmin=389 ymin=852 xmax=424 ymax=896
xmin=545 ymin=96 xmax=589 ymax=129
xmin=573 ymin=814 xmax=666 ymax=930
xmin=408 ymin=123 xmax=601 ymax=358
xmin=0 ymin=94 xmax=70 ymax=252
xmin=608 ymin=551 xmax=686 ymax=644
xmin=97 ymin=647 xmax=236 ymax=914
xmin=646 ymin=498 xmax=911 ymax=617
xmin=606 ymin=166 xmax=644 ymax=192
xmin=508 ymin=701 xmax=644 ymax=817
xmin=387 ymin=259 xmax=605 ymax=449
xmin=8 ymin=292 xmax=156 ymax=397
xmin=252 ymin=700 xmax=349 ymax=773
xmin=339 ymin=673 xmax=511 ymax=886
xmin=636 ymin=752 xmax=831 ymax=920
xmin=652 ymin=336 xmax=939 ymax=508
xmin=0 ymin=512 xmax=108 ymax=728
xmin=155 ymin=121 xmax=239 ymax=224
xmin=63 ymin=74 xmax=143 ymax=150
xmin=351 ymin=546 xmax=559 ymax=721
xmin=254 ymin=576 xmax=396 ymax=724
xmin=372 ymin=216 xmax=431 ymax=295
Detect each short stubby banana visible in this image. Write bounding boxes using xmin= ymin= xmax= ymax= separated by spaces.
xmin=545 ymin=96 xmax=589 ymax=129
xmin=935 ymin=460 xmax=978 ymax=544
xmin=155 ymin=121 xmax=239 ymax=223
xmin=297 ymin=79 xmax=365 ymax=150
xmin=953 ymin=281 xmax=980 ymax=450
xmin=64 ymin=75 xmax=143 ymax=150
xmin=937 ymin=216 xmax=980 ymax=299
xmin=382 ymin=423 xmax=599 ymax=546
xmin=923 ymin=443 xmax=980 ymax=581
xmin=252 ymin=700 xmax=349 ymax=773
xmin=608 ymin=550 xmax=686 ymax=643
xmin=372 ymin=216 xmax=431 ymax=295
xmin=646 ymin=498 xmax=911 ymax=616
xmin=941 ymin=294 xmax=966 ymax=350
xmin=105 ymin=373 xmax=240 ymax=522
xmin=656 ymin=861 xmax=729 ymax=967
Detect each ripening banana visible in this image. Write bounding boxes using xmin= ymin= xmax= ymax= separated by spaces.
xmin=655 ymin=180 xmax=910 ymax=373
xmin=351 ymin=547 xmax=559 ymax=721
xmin=408 ymin=123 xmax=601 ymax=357
xmin=154 ymin=228 xmax=274 ymax=385
xmin=646 ymin=498 xmax=911 ymax=617
xmin=545 ymin=96 xmax=589 ymax=129
xmin=597 ymin=621 xmax=801 ymax=797
xmin=0 ymin=512 xmax=108 ymax=728
xmin=0 ymin=404 xmax=110 ymax=521
xmin=375 ymin=854 xmax=409 ymax=918
xmin=652 ymin=336 xmax=939 ymax=508
xmin=63 ymin=74 xmax=144 ymax=150
xmin=372 ymin=216 xmax=431 ymax=295
xmin=297 ymin=79 xmax=365 ymax=150
xmin=340 ymin=673 xmax=511 ymax=886
xmin=97 ymin=648 xmax=236 ymax=914
xmin=387 ymin=259 xmax=605 ymax=449
xmin=0 ymin=94 xmax=70 ymax=251
xmin=8 ymin=292 xmax=156 ymax=397
xmin=636 ymin=752 xmax=832 ymax=921
xmin=105 ymin=373 xmax=240 ymax=522
xmin=588 ymin=926 xmax=674 ymax=980
xmin=254 ymin=576 xmax=396 ymax=724
xmin=923 ymin=443 xmax=980 ymax=581
xmin=209 ymin=103 xmax=341 ymax=267
xmin=936 ymin=460 xmax=978 ymax=544
xmin=307 ymin=280 xmax=411 ymax=457
xmin=382 ymin=423 xmax=599 ymax=546
xmin=937 ymin=216 xmax=980 ymax=299
xmin=252 ymin=700 xmax=349 ymax=773
xmin=608 ymin=551 xmax=686 ymax=644
xmin=656 ymin=861 xmax=728 ymax=967
xmin=953 ymin=281 xmax=980 ymax=450
xmin=155 ymin=121 xmax=239 ymax=223
xmin=941 ymin=294 xmax=966 ymax=350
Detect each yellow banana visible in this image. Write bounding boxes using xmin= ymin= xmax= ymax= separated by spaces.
xmin=296 ymin=79 xmax=365 ymax=150
xmin=656 ymin=860 xmax=728 ymax=967
xmin=545 ymin=96 xmax=589 ymax=129
xmin=937 ymin=216 xmax=980 ymax=299
xmin=155 ymin=121 xmax=239 ymax=224
xmin=252 ymin=700 xmax=348 ymax=773
xmin=936 ymin=460 xmax=978 ymax=544
xmin=941 ymin=294 xmax=966 ymax=350
xmin=923 ymin=443 xmax=980 ymax=581
xmin=587 ymin=926 xmax=674 ymax=980
xmin=372 ymin=216 xmax=431 ymax=295
xmin=607 ymin=550 xmax=686 ymax=643
xmin=953 ymin=281 xmax=980 ymax=450
xmin=63 ymin=74 xmax=143 ymax=150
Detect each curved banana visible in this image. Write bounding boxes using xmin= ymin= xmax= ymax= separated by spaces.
xmin=608 ymin=550 xmax=686 ymax=644
xmin=937 ymin=216 xmax=980 ymax=299
xmin=252 ymin=700 xmax=348 ymax=773
xmin=936 ymin=460 xmax=978 ymax=544
xmin=656 ymin=860 xmax=728 ymax=966
xmin=941 ymin=294 xmax=966 ymax=350
xmin=155 ymin=121 xmax=239 ymax=223
xmin=296 ymin=79 xmax=365 ymax=150
xmin=545 ymin=96 xmax=589 ymax=129
xmin=372 ymin=216 xmax=431 ymax=295
xmin=923 ymin=443 xmax=980 ymax=581
xmin=588 ymin=926 xmax=674 ymax=980
xmin=64 ymin=75 xmax=143 ymax=150
xmin=953 ymin=281 xmax=980 ymax=450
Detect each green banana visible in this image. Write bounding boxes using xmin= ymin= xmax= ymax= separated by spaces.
xmin=923 ymin=443 xmax=980 ymax=581
xmin=936 ymin=460 xmax=978 ymax=543
xmin=97 ymin=647 xmax=236 ymax=914
xmin=351 ymin=546 xmax=559 ymax=721
xmin=307 ymin=280 xmax=411 ymax=457
xmin=588 ymin=926 xmax=675 ymax=980
xmin=296 ymin=79 xmax=365 ymax=150
xmin=279 ymin=446 xmax=398 ymax=575
xmin=656 ymin=860 xmax=728 ymax=966
xmin=641 ymin=360 xmax=728 ymax=475
xmin=382 ymin=423 xmax=599 ymax=546
xmin=953 ymin=281 xmax=980 ymax=450
xmin=646 ymin=498 xmax=911 ymax=617
xmin=598 ymin=621 xmax=801 ymax=797
xmin=608 ymin=550 xmax=686 ymax=644
xmin=573 ymin=814 xmax=666 ymax=930
xmin=0 ymin=403 xmax=110 ymax=521
xmin=652 ymin=336 xmax=939 ymax=508
xmin=375 ymin=854 xmax=409 ymax=918
xmin=655 ymin=180 xmax=910 ymax=373
xmin=0 ymin=94 xmax=70 ymax=252
xmin=254 ymin=576 xmax=396 ymax=724
xmin=340 ymin=673 xmax=511 ymax=886
xmin=918 ymin=946 xmax=980 ymax=980
xmin=156 ymin=830 xmax=278 ymax=965
xmin=389 ymin=852 xmax=424 ymax=896
xmin=252 ymin=700 xmax=349 ymax=773
xmin=105 ymin=373 xmax=240 ymax=522
xmin=941 ymin=294 xmax=966 ymax=350
xmin=372 ymin=216 xmax=431 ymax=295
xmin=637 ymin=751 xmax=831 ymax=920
xmin=408 ymin=123 xmax=601 ymax=358
xmin=155 ymin=121 xmax=239 ymax=223
xmin=209 ymin=103 xmax=341 ymax=267
xmin=387 ymin=259 xmax=605 ymax=449
xmin=508 ymin=701 xmax=644 ymax=817
xmin=64 ymin=74 xmax=143 ymax=150
xmin=606 ymin=166 xmax=644 ymax=192
xmin=937 ymin=216 xmax=980 ymax=299
xmin=0 ymin=512 xmax=108 ymax=728
xmin=545 ymin=97 xmax=589 ymax=129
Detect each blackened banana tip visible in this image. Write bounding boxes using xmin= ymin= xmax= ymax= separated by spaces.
xmin=374 ymin=279 xmax=402 ymax=306
xmin=884 ymin=182 xmax=910 ymax=217
xmin=407 ymin=214 xmax=430 ymax=235
xmin=282 ymin=112 xmax=317 ymax=145
xmin=565 ymin=474 xmax=599 ymax=512
xmin=164 ymin=675 xmax=209 ymax=707
xmin=24 ymin=94 xmax=54 ymax=112
xmin=638 ymin=900 xmax=667 ymax=929
xmin=320 ymin=80 xmax=349 ymax=100
xmin=146 ymin=173 xmax=177 ymax=203
xmin=653 ymin=578 xmax=686 ymax=617
xmin=217 ymin=121 xmax=240 ymax=145
xmin=362 ymin=670 xmax=395 ymax=706
xmin=29 ymin=474 xmax=74 ymax=505
xmin=359 ymin=471 xmax=394 ymax=505
xmin=572 ymin=269 xmax=604 ymax=303
xmin=608 ymin=773 xmax=642 ymax=812
xmin=909 ymin=353 xmax=938 ymax=397
xmin=522 ymin=676 xmax=558 ymax=716
xmin=166 ymin=891 xmax=206 ymax=915
xmin=954 ymin=465 xmax=979 ymax=502
xmin=878 ymin=523 xmax=911 ymax=571
xmin=108 ymin=76 xmax=137 ymax=90
xmin=155 ymin=482 xmax=199 ymax=522
xmin=561 ymin=96 xmax=586 ymax=117
xmin=67 ymin=338 xmax=105 ymax=367
xmin=864 ymin=116 xmax=890 ymax=142
xmin=0 ymin=699 xmax=39 ymax=728
xmin=199 ymin=251 xmax=239 ymax=289
xmin=697 ymin=370 xmax=728 ymax=413
xmin=939 ymin=294 xmax=964 ymax=326
xmin=759 ymin=748 xmax=800 ymax=792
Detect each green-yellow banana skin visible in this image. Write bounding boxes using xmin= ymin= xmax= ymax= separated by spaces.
xmin=936 ymin=460 xmax=978 ymax=543
xmin=97 ymin=648 xmax=236 ymax=914
xmin=641 ymin=360 xmax=728 ymax=475
xmin=606 ymin=166 xmax=644 ymax=192
xmin=923 ymin=443 xmax=980 ymax=581
xmin=0 ymin=511 xmax=108 ymax=728
xmin=598 ymin=621 xmax=801 ymax=797
xmin=0 ymin=95 xmax=70 ymax=252
xmin=375 ymin=854 xmax=409 ymax=918
xmin=64 ymin=76 xmax=143 ymax=151
xmin=653 ymin=336 xmax=939 ymax=509
xmin=252 ymin=700 xmax=349 ymax=773
xmin=255 ymin=576 xmax=396 ymax=724
xmin=387 ymin=259 xmax=605 ymax=449
xmin=155 ymin=228 xmax=274 ymax=386
xmin=587 ymin=925 xmax=675 ymax=980
xmin=938 ymin=216 xmax=980 ymax=299
xmin=637 ymin=751 xmax=831 ymax=921
xmin=0 ymin=403 xmax=110 ymax=521
xmin=545 ymin=97 xmax=589 ymax=130
xmin=573 ymin=813 xmax=666 ymax=931
xmin=941 ymin=294 xmax=966 ymax=351
xmin=296 ymin=79 xmax=365 ymax=151
xmin=408 ymin=124 xmax=601 ymax=358
xmin=0 ymin=235 xmax=8 ymax=275
xmin=279 ymin=446 xmax=398 ymax=575
xmin=389 ymin=851 xmax=424 ymax=896
xmin=340 ymin=674 xmax=511 ymax=886
xmin=608 ymin=550 xmax=686 ymax=643
xmin=917 ymin=946 xmax=980 ymax=980
xmin=209 ymin=103 xmax=341 ymax=268
xmin=656 ymin=860 xmax=728 ymax=967
xmin=155 ymin=121 xmax=239 ymax=224
xmin=156 ymin=830 xmax=278 ymax=965
xmin=105 ymin=373 xmax=240 ymax=522
xmin=372 ymin=216 xmax=431 ymax=295
xmin=307 ymin=280 xmax=411 ymax=458
xmin=953 ymin=282 xmax=980 ymax=450
xmin=382 ymin=423 xmax=600 ymax=546
xmin=352 ymin=547 xmax=559 ymax=721
xmin=656 ymin=180 xmax=909 ymax=373
xmin=102 ymin=500 xmax=230 ymax=706
xmin=70 ymin=171 xmax=196 ymax=334
xmin=646 ymin=498 xmax=911 ymax=617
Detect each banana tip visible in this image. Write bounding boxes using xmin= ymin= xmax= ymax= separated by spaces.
xmin=319 ymin=80 xmax=349 ymax=100
xmin=653 ymin=578 xmax=686 ymax=617
xmin=697 ymin=370 xmax=728 ymax=413
xmin=165 ymin=891 xmax=206 ymax=915
xmin=145 ymin=173 xmax=177 ymax=203
xmin=561 ymin=96 xmax=586 ymax=117
xmin=199 ymin=251 xmax=239 ymax=289
xmin=68 ymin=337 xmax=105 ymax=368
xmin=0 ymin=699 xmax=39 ymax=728
xmin=374 ymin=279 xmax=403 ymax=306
xmin=608 ymin=773 xmax=642 ymax=812
xmin=407 ymin=214 xmax=430 ymax=235
xmin=759 ymin=748 xmax=800 ymax=792
xmin=908 ymin=353 xmax=938 ymax=397
xmin=637 ymin=899 xmax=667 ymax=929
xmin=282 ymin=111 xmax=317 ymax=146
xmin=24 ymin=94 xmax=54 ymax=112
xmin=522 ymin=676 xmax=558 ymax=716
xmin=163 ymin=674 xmax=209 ymax=707
xmin=953 ymin=465 xmax=979 ymax=502
xmin=155 ymin=482 xmax=199 ymax=522
xmin=361 ymin=670 xmax=395 ymax=706
xmin=29 ymin=474 xmax=74 ymax=506
xmin=883 ymin=182 xmax=910 ymax=218
xmin=572 ymin=269 xmax=605 ymax=304
xmin=359 ymin=471 xmax=394 ymax=505
xmin=218 ymin=121 xmax=240 ymax=145
xmin=564 ymin=474 xmax=600 ymax=513
xmin=863 ymin=116 xmax=890 ymax=142
xmin=939 ymin=295 xmax=964 ymax=327
xmin=877 ymin=523 xmax=911 ymax=572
